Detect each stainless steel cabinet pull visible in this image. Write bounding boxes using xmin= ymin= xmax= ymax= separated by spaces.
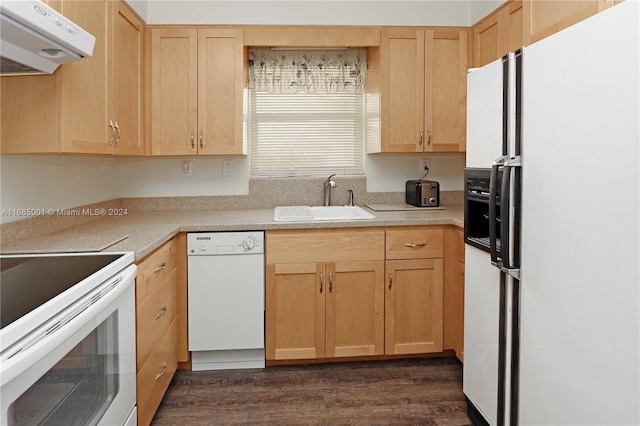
xmin=419 ymin=128 xmax=424 ymax=146
xmin=191 ymin=129 xmax=195 ymax=149
xmin=427 ymin=128 xmax=432 ymax=146
xmin=199 ymin=129 xmax=204 ymax=149
xmin=108 ymin=120 xmax=115 ymax=146
xmin=154 ymin=306 xmax=167 ymax=320
xmin=155 ymin=363 xmax=167 ymax=381
xmin=404 ymin=242 xmax=427 ymax=248
xmin=114 ymin=121 xmax=121 ymax=147
xmin=329 ymin=271 xmax=333 ymax=293
xmin=320 ymin=271 xmax=324 ymax=293
xmin=153 ymin=262 xmax=167 ymax=273
xmin=388 ymin=269 xmax=393 ymax=290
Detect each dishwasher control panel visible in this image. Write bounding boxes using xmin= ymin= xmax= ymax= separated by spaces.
xmin=187 ymin=232 xmax=264 ymax=255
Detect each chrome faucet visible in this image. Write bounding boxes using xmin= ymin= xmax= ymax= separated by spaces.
xmin=323 ymin=174 xmax=336 ymax=206
xmin=347 ymin=189 xmax=354 ymax=206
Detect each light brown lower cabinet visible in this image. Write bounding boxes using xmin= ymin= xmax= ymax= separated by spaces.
xmin=384 ymin=258 xmax=444 ymax=355
xmin=266 ymin=261 xmax=385 ymax=360
xmin=265 ymin=227 xmax=448 ymax=362
xmin=384 ymin=227 xmax=445 ymax=355
xmin=265 ymin=229 xmax=386 ymax=361
xmin=443 ymin=227 xmax=465 ymax=362
xmin=135 ymin=235 xmax=187 ymax=426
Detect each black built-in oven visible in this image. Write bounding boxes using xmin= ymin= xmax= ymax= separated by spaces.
xmin=464 ymin=168 xmax=501 ymax=254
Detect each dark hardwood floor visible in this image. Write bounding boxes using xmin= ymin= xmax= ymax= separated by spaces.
xmin=152 ymin=357 xmax=472 ymax=425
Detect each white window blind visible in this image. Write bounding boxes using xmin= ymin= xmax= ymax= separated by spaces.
xmin=248 ymin=48 xmax=366 ymax=178
xmin=249 ymin=91 xmax=365 ymax=177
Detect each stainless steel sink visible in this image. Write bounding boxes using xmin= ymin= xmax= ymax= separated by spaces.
xmin=273 ymin=206 xmax=375 ymax=222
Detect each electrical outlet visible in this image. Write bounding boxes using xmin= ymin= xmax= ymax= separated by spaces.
xmin=222 ymin=159 xmax=234 ymax=177
xmin=419 ymin=158 xmax=431 ymax=175
xmin=182 ymin=160 xmax=192 ymax=176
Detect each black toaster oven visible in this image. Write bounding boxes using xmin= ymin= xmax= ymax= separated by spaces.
xmin=406 ymin=180 xmax=440 ymax=207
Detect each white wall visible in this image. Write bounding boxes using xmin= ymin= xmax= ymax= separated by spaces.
xmin=0 ymin=155 xmax=119 ymax=224
xmin=469 ymin=0 xmax=506 ymax=25
xmin=134 ymin=1 xmax=468 ymax=26
xmin=115 ymin=153 xmax=465 ymax=198
xmin=127 ymin=0 xmax=506 ymax=27
xmin=366 ymin=153 xmax=466 ymax=192
xmin=117 ymin=156 xmax=250 ymax=197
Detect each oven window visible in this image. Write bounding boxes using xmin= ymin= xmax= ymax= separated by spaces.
xmin=8 ymin=312 xmax=119 ymax=426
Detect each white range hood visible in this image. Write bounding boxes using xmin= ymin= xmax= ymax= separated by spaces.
xmin=0 ymin=0 xmax=95 ymax=76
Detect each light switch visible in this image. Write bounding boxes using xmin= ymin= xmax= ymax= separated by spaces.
xmin=223 ymin=159 xmax=234 ymax=177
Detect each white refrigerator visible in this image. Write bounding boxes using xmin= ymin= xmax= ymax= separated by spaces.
xmin=463 ymin=2 xmax=639 ymax=425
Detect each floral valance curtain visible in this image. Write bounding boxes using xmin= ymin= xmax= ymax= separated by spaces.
xmin=248 ymin=48 xmax=367 ymax=94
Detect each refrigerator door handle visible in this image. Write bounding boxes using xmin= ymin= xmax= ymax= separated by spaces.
xmin=500 ymin=163 xmax=512 ymax=270
xmin=490 ymin=156 xmax=507 ymax=268
xmin=500 ymin=156 xmax=522 ymax=280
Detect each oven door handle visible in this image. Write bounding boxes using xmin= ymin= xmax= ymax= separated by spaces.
xmin=489 ymin=156 xmax=506 ymax=267
xmin=0 ymin=265 xmax=136 ymax=387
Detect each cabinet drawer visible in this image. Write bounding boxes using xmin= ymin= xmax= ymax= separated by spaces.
xmin=136 ymin=238 xmax=178 ymax=305
xmin=266 ymin=229 xmax=385 ymax=264
xmin=136 ymin=268 xmax=178 ymax=371
xmin=386 ymin=228 xmax=444 ymax=260
xmin=137 ymin=318 xmax=178 ymax=426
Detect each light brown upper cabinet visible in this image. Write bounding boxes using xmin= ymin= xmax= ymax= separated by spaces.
xmin=523 ymin=0 xmax=615 ymax=44
xmin=367 ymin=28 xmax=467 ymax=153
xmin=149 ymin=28 xmax=246 ymax=156
xmin=1 ymin=0 xmax=144 ymax=155
xmin=472 ymin=1 xmax=524 ymax=67
xmin=472 ymin=0 xmax=617 ymax=68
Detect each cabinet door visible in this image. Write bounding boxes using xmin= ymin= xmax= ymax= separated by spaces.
xmin=325 ymin=261 xmax=385 ymax=358
xmin=380 ymin=28 xmax=425 ymax=153
xmin=385 ymin=259 xmax=444 ymax=355
xmin=266 ymin=263 xmax=325 ymax=360
xmin=524 ymin=0 xmax=614 ymax=44
xmin=1 ymin=74 xmax=58 ymax=153
xmin=503 ymin=1 xmax=524 ymax=54
xmin=197 ymin=29 xmax=246 ymax=155
xmin=472 ymin=1 xmax=524 ymax=68
xmin=59 ymin=0 xmax=112 ymax=154
xmin=111 ymin=1 xmax=143 ymax=155
xmin=473 ymin=13 xmax=500 ymax=68
xmin=425 ymin=29 xmax=467 ymax=152
xmin=150 ymin=28 xmax=198 ymax=155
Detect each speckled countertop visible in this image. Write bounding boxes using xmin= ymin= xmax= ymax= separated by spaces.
xmin=1 ymin=204 xmax=463 ymax=261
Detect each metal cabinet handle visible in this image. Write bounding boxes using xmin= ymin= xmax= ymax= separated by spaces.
xmin=404 ymin=242 xmax=427 ymax=248
xmin=114 ymin=121 xmax=121 ymax=147
xmin=154 ymin=306 xmax=167 ymax=320
xmin=191 ymin=129 xmax=195 ymax=149
xmin=419 ymin=128 xmax=424 ymax=146
xmin=388 ymin=269 xmax=393 ymax=290
xmin=153 ymin=262 xmax=167 ymax=273
xmin=319 ymin=271 xmax=324 ymax=293
xmin=155 ymin=363 xmax=167 ymax=381
xmin=199 ymin=129 xmax=204 ymax=149
xmin=329 ymin=270 xmax=333 ymax=293
xmin=108 ymin=120 xmax=115 ymax=146
xmin=427 ymin=128 xmax=432 ymax=146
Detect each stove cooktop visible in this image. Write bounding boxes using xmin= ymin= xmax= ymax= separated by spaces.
xmin=0 ymin=253 xmax=124 ymax=329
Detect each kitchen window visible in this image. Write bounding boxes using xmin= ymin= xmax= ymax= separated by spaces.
xmin=248 ymin=48 xmax=367 ymax=178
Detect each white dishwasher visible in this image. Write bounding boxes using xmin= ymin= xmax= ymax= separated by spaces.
xmin=187 ymin=231 xmax=265 ymax=371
